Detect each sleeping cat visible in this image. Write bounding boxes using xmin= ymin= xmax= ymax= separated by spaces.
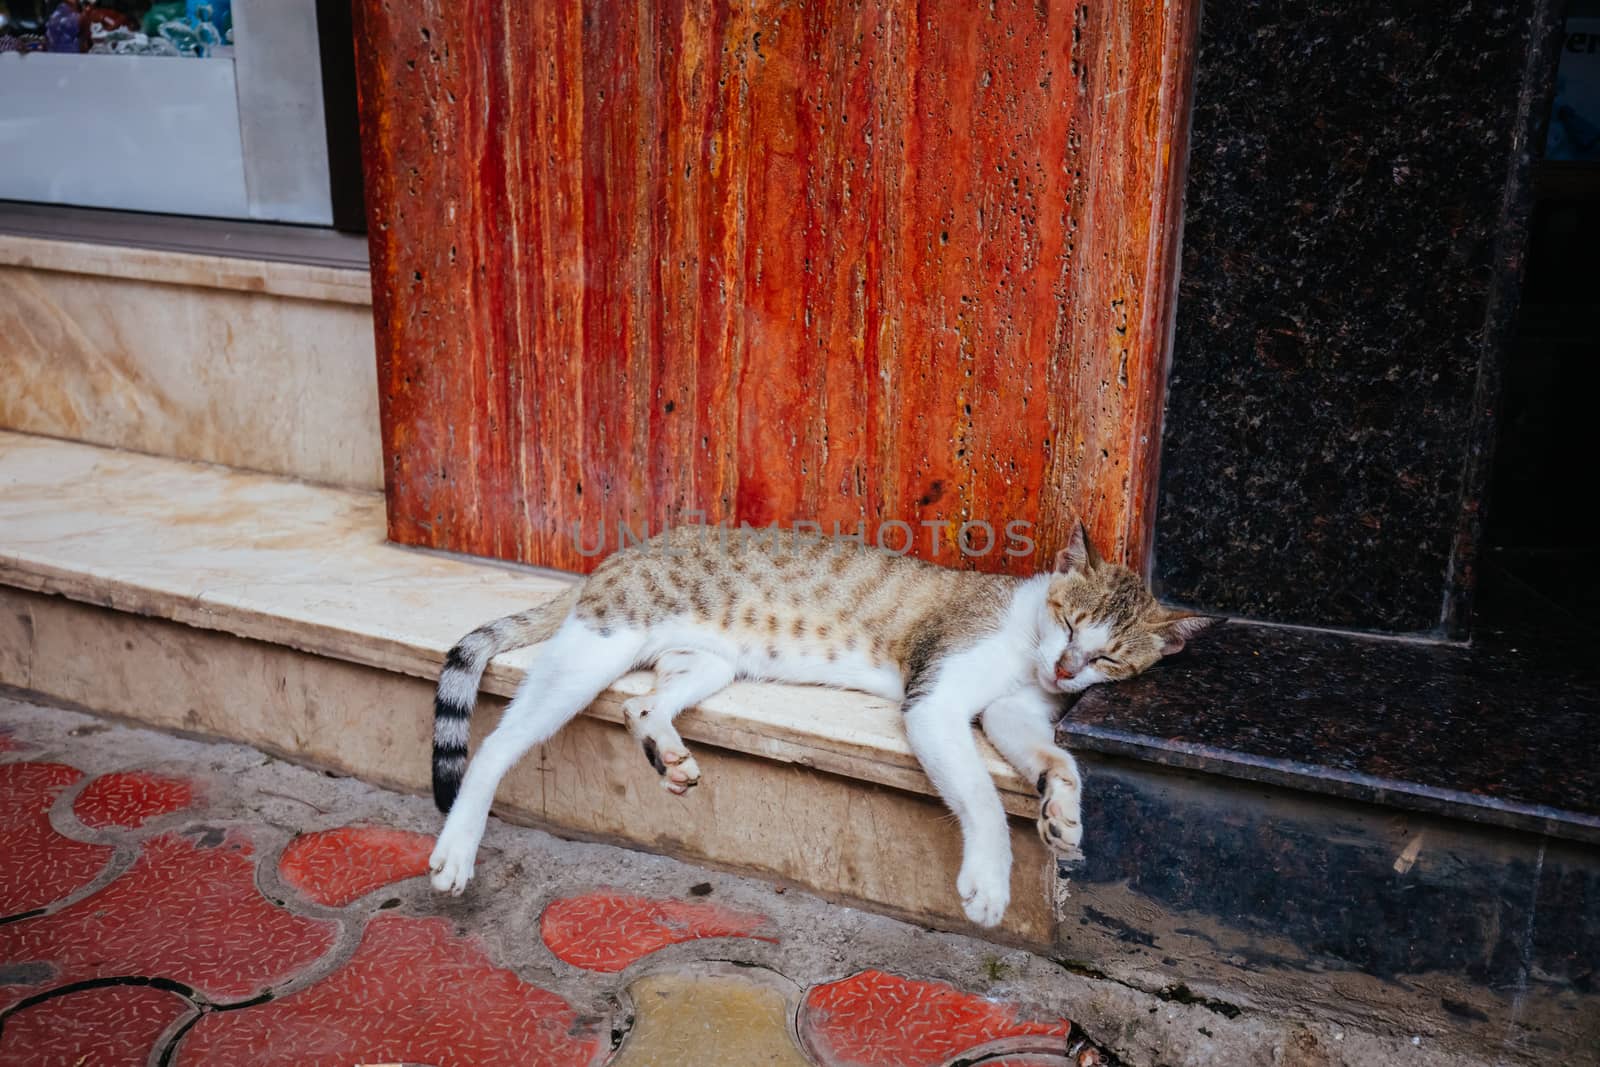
xmin=427 ymin=520 xmax=1217 ymax=926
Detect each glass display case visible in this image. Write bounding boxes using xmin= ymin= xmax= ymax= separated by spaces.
xmin=0 ymin=0 xmax=347 ymax=224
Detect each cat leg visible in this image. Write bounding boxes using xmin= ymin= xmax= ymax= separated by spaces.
xmin=903 ymin=688 xmax=1013 ymax=927
xmin=429 ymin=618 xmax=644 ymax=894
xmin=979 ymin=690 xmax=1084 ymax=864
xmin=623 ymin=648 xmax=735 ymax=794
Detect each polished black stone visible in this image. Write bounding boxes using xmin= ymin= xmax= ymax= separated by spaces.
xmin=1053 ymin=758 xmax=1599 ymax=1050
xmin=1152 ymin=0 xmax=1559 ymax=633
xmin=1059 ymin=603 xmax=1600 ymax=844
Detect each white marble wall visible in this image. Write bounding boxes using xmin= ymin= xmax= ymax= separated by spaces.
xmin=0 ymin=240 xmax=381 ymax=490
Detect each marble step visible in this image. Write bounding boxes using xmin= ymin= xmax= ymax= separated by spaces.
xmin=0 ymin=430 xmax=1056 ymax=943
xmin=0 ymin=229 xmax=382 ymax=492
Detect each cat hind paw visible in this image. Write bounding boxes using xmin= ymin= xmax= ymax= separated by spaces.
xmin=428 ymin=830 xmax=478 ymax=895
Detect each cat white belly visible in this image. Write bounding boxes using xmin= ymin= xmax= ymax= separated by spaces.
xmin=638 ymin=621 xmax=906 ymax=701
xmin=736 ymin=645 xmax=907 ymax=701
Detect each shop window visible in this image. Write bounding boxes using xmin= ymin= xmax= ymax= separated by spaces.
xmin=0 ymin=0 xmax=363 ymax=229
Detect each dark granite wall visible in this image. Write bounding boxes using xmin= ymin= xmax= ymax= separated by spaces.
xmin=1152 ymin=0 xmax=1560 ymax=634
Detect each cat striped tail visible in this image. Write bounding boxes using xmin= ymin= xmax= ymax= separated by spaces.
xmin=432 ymin=588 xmax=579 ymax=812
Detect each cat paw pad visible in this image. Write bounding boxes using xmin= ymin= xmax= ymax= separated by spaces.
xmin=659 ymin=748 xmax=701 ymax=795
xmin=1037 ymin=778 xmax=1083 ymax=860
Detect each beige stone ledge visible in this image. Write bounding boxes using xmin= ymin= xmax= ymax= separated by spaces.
xmin=0 ymin=586 xmax=1054 ymax=944
xmin=0 ymin=234 xmax=372 ymax=305
xmin=0 ymin=431 xmax=1037 ymax=816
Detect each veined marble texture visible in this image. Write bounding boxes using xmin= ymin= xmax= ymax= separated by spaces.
xmin=0 ymin=255 xmax=381 ymax=490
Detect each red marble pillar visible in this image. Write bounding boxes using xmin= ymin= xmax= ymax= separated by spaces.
xmin=353 ymin=0 xmax=1199 ymax=574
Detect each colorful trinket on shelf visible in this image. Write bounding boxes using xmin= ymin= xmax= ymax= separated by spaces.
xmin=83 ymin=6 xmax=133 ymax=35
xmin=139 ymin=0 xmax=182 ymax=37
xmin=185 ymin=0 xmax=227 ymax=35
xmin=45 ymin=0 xmax=87 ymax=52
xmin=90 ymin=25 xmax=178 ymax=55
xmin=183 ymin=0 xmax=227 ymax=55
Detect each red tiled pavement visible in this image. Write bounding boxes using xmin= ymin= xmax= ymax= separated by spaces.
xmin=74 ymin=770 xmax=197 ymax=829
xmin=0 ymin=721 xmax=1117 ymax=1067
xmin=0 ymin=983 xmax=193 ymax=1067
xmin=0 ymin=762 xmax=113 ymax=917
xmin=541 ymin=891 xmax=777 ymax=973
xmin=278 ymin=825 xmax=435 ymax=906
xmin=179 ymin=913 xmax=612 ymax=1067
xmin=799 ymin=969 xmax=1074 ymax=1067
xmin=0 ymin=829 xmax=336 ymax=1012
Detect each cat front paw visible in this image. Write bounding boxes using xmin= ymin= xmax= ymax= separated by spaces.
xmin=659 ymin=748 xmax=701 ymax=795
xmin=1037 ymin=774 xmax=1084 ymax=864
xmin=428 ymin=826 xmax=479 ymax=895
xmin=639 ymin=728 xmax=702 ymax=795
xmin=957 ymin=861 xmax=1010 ymax=927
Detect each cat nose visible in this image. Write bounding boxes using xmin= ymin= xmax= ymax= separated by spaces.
xmin=1055 ymin=663 xmax=1076 ymax=681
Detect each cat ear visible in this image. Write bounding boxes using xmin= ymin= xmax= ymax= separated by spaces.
xmin=1151 ymin=610 xmax=1222 ymax=656
xmin=1053 ymin=521 xmax=1096 ymax=575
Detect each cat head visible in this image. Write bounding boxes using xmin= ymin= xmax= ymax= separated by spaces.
xmin=1033 ymin=521 xmax=1220 ymax=695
